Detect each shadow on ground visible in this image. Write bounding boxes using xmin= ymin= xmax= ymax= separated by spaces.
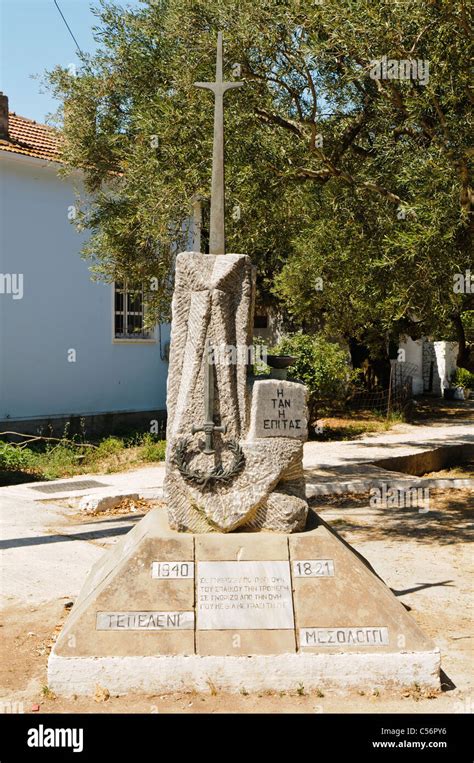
xmin=311 ymin=489 xmax=474 ymax=545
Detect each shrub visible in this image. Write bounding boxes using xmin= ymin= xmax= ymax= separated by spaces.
xmin=30 ymin=445 xmax=80 ymax=479
xmin=141 ymin=434 xmax=167 ymax=462
xmin=453 ymin=367 xmax=474 ymax=390
xmin=0 ymin=442 xmax=31 ymax=471
xmin=273 ymin=333 xmax=351 ymax=421
xmin=95 ymin=436 xmax=125 ymax=457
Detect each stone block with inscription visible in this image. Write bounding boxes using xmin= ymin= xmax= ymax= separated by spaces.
xmin=163 ymin=252 xmax=309 ymax=534
xmin=49 ymin=507 xmax=440 ymax=694
xmin=248 ymin=379 xmax=308 ymax=441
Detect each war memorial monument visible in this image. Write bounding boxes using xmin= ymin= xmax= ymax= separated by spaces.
xmin=48 ymin=34 xmax=440 ymax=695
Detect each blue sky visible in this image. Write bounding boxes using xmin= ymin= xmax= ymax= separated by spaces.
xmin=0 ymin=0 xmax=142 ymax=123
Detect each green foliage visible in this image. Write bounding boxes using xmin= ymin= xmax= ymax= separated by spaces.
xmin=94 ymin=436 xmax=125 ymax=457
xmin=45 ymin=0 xmax=472 ymax=347
xmin=41 ymin=685 xmax=56 ymax=700
xmin=28 ymin=445 xmax=81 ymax=480
xmin=0 ymin=443 xmax=31 ymax=471
xmin=453 ymin=367 xmax=474 ymax=389
xmin=140 ymin=434 xmax=167 ymax=462
xmin=274 ymin=334 xmax=350 ymax=420
xmin=253 ymin=336 xmax=271 ymax=376
xmin=0 ymin=430 xmax=167 ymax=486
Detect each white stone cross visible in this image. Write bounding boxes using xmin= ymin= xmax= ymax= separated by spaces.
xmin=194 ymin=32 xmax=243 ymax=254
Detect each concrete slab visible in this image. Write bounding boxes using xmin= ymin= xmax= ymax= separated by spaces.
xmin=303 ymin=422 xmax=474 ymax=471
xmin=196 ymin=629 xmax=296 ymax=656
xmin=48 ymin=508 xmax=440 ymax=693
xmin=48 ymin=649 xmax=440 ymax=696
xmin=289 ymin=529 xmax=434 ymax=653
xmin=0 ymin=495 xmax=104 ymax=606
xmin=0 ymin=465 xmax=165 ymax=502
xmin=195 ymin=533 xmax=288 ymax=561
xmin=306 ymin=475 xmax=474 ymax=498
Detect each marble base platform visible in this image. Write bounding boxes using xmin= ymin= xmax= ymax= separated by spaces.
xmin=48 ymin=650 xmax=440 ymax=695
xmin=48 ymin=508 xmax=440 ymax=694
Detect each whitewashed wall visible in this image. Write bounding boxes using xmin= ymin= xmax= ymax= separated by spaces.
xmin=0 ymin=153 xmax=170 ymax=423
xmin=433 ymin=341 xmax=458 ymax=394
xmin=398 ymin=336 xmax=459 ymax=396
xmin=398 ymin=336 xmax=424 ymax=394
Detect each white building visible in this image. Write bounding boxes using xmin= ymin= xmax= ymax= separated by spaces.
xmin=0 ymin=94 xmax=170 ymax=436
xmin=398 ymin=336 xmax=458 ymax=396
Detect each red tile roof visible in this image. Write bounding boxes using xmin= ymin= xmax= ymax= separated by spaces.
xmin=0 ymin=113 xmax=62 ymax=162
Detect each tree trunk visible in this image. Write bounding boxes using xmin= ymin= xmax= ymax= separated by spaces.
xmin=348 ymin=338 xmax=391 ymax=390
xmin=452 ymin=314 xmax=473 ymax=371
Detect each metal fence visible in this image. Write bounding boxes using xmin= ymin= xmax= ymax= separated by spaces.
xmin=346 ymin=362 xmax=416 ymax=416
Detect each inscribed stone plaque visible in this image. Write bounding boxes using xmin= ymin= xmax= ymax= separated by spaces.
xmin=152 ymin=561 xmax=194 ymax=579
xmin=197 ymin=561 xmax=295 ymax=630
xmin=248 ymin=380 xmax=308 ymax=440
xmin=96 ymin=611 xmax=194 ymax=630
xmin=300 ymin=627 xmax=389 ymax=647
xmin=293 ymin=560 xmax=335 ymax=577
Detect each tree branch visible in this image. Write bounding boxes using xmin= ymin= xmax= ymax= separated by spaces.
xmin=255 ymin=108 xmax=304 ymax=137
xmin=0 ymin=432 xmax=98 ymax=448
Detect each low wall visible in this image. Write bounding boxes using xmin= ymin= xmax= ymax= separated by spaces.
xmin=373 ymin=443 xmax=474 ymax=476
xmin=0 ymin=409 xmax=167 ymax=440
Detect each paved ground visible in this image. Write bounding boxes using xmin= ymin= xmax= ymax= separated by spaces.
xmin=2 ymin=412 xmax=473 ymax=505
xmin=0 ymin=495 xmax=104 ymax=606
xmin=305 ymin=417 xmax=474 ymax=494
xmin=1 ymin=415 xmax=472 ymax=606
xmin=305 ymin=417 xmax=474 ymax=471
xmin=0 ymin=466 xmax=165 ymax=503
xmin=1 ymin=413 xmax=472 ymax=712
